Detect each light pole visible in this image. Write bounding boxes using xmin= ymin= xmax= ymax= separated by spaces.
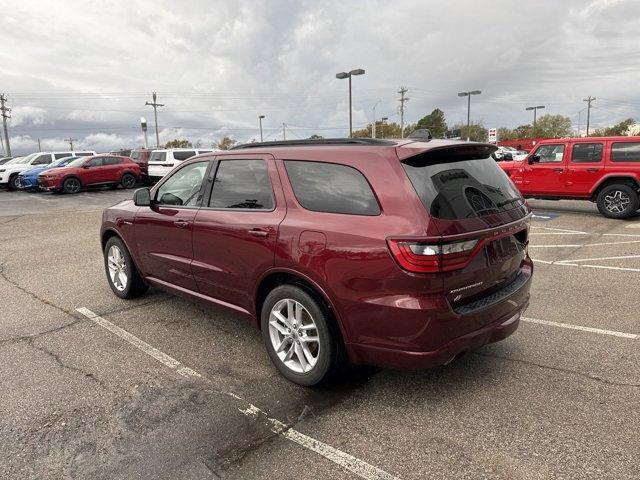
xmin=258 ymin=115 xmax=265 ymax=142
xmin=336 ymin=68 xmax=365 ymax=138
xmin=371 ymin=99 xmax=381 ymax=138
xmin=140 ymin=117 xmax=148 ymax=148
xmin=380 ymin=117 xmax=388 ymax=138
xmin=457 ymin=90 xmax=482 ymax=141
xmin=525 ymin=105 xmax=545 ymax=137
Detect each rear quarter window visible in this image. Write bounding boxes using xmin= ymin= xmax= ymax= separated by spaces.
xmin=402 ymin=155 xmax=524 ymax=220
xmin=611 ymin=142 xmax=640 ymax=162
xmin=284 ymin=160 xmax=380 ymax=215
xmin=173 ymin=151 xmax=196 ymax=161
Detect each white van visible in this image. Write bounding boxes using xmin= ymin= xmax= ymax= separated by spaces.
xmin=147 ymin=148 xmax=215 ymax=181
xmin=0 ymin=151 xmax=96 ymax=190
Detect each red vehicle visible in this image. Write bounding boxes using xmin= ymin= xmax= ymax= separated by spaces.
xmin=129 ymin=148 xmax=153 ymax=185
xmin=38 ymin=154 xmax=140 ymax=194
xmin=100 ymin=137 xmax=533 ymax=386
xmin=500 ymin=136 xmax=640 ymax=218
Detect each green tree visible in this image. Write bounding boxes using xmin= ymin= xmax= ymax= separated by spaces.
xmin=454 ymin=122 xmax=488 ymax=142
xmin=415 ymin=108 xmax=447 ymax=138
xmin=513 ymin=124 xmax=534 ymax=139
xmin=534 ymin=114 xmax=572 ymax=138
xmin=352 ymin=122 xmax=415 ymax=139
xmin=497 ymin=127 xmax=517 ymax=141
xmin=216 ymin=136 xmax=237 ymax=150
xmin=593 ymin=118 xmax=636 ymax=137
xmin=164 ymin=139 xmax=192 ymax=148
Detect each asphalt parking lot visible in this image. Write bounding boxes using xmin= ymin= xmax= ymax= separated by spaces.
xmin=0 ymin=190 xmax=638 ymax=480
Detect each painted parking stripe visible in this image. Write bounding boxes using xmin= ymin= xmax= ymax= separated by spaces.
xmin=75 ymin=307 xmax=400 ymax=480
xmin=522 ymin=317 xmax=638 ymax=340
xmin=533 ymin=258 xmax=640 ymax=272
xmin=530 ymin=239 xmax=640 ymax=248
xmin=531 ymin=226 xmax=587 ymax=234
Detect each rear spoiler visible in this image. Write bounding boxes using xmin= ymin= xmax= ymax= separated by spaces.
xmin=397 ymin=143 xmax=498 ymax=166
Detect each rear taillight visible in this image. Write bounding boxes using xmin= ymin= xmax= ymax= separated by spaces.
xmin=387 ymin=238 xmax=479 ymax=273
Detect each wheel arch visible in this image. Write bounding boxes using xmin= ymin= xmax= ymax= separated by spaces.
xmin=254 ymin=269 xmax=349 ymax=343
xmin=590 ymin=175 xmax=640 ymax=200
xmin=101 ymin=227 xmax=145 ymax=276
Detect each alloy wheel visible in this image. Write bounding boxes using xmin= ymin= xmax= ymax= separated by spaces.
xmin=122 ymin=174 xmax=135 ymax=188
xmin=268 ymin=299 xmax=320 ymax=373
xmin=107 ymin=245 xmax=128 ymax=291
xmin=603 ymin=190 xmax=630 ymax=213
xmin=65 ymin=178 xmax=81 ymax=193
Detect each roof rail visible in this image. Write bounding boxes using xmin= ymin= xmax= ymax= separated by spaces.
xmin=231 ymin=138 xmax=397 ymax=150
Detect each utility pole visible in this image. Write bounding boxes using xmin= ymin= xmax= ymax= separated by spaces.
xmin=380 ymin=117 xmax=388 ymax=139
xmin=282 ymin=123 xmax=286 ymax=141
xmin=0 ymin=94 xmax=12 ymax=156
xmin=259 ymin=115 xmax=265 ymax=142
xmin=65 ymin=137 xmax=77 ymax=151
xmin=583 ymin=96 xmax=595 ymax=136
xmin=372 ymin=99 xmax=381 ymax=138
xmin=145 ymin=92 xmax=164 ymax=147
xmin=398 ymin=87 xmax=409 ymax=138
xmin=38 ymin=138 xmax=42 ymax=151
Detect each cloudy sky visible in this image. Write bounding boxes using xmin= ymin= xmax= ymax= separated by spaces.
xmin=1 ymin=0 xmax=640 ymax=154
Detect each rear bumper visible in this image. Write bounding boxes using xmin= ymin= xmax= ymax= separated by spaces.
xmin=348 ymin=304 xmax=525 ymax=370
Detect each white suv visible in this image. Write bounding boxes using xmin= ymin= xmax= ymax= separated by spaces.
xmin=147 ymin=148 xmax=215 ymax=181
xmin=0 ymin=151 xmax=96 ymax=190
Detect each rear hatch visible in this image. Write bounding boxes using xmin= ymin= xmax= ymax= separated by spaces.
xmin=397 ymin=143 xmax=530 ymax=317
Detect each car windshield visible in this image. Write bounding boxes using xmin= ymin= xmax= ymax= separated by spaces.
xmin=66 ymin=157 xmax=90 ymax=167
xmin=13 ymin=153 xmax=37 ymax=164
xmin=49 ymin=157 xmax=78 ymax=167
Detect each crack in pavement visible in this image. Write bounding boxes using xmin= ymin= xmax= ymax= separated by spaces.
xmin=474 ymin=351 xmax=640 ymax=388
xmin=0 ymin=318 xmax=84 ymax=347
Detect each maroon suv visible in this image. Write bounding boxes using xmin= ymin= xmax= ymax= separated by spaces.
xmin=100 ymin=138 xmax=532 ymax=386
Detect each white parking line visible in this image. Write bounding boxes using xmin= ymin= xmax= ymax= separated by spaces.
xmin=562 ymin=254 xmax=640 ymax=263
xmin=75 ymin=307 xmax=399 ymax=480
xmin=533 ymin=258 xmax=640 ymax=272
xmin=522 ymin=317 xmax=638 ymax=340
xmin=531 ymin=226 xmax=587 ymax=234
xmin=530 ymin=239 xmax=640 ymax=248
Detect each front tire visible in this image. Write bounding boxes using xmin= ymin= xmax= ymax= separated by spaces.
xmin=596 ymin=184 xmax=639 ymax=219
xmin=261 ymin=285 xmax=342 ymax=386
xmin=104 ymin=236 xmax=148 ymax=299
xmin=121 ymin=173 xmax=136 ymax=189
xmin=8 ymin=174 xmax=20 ymax=191
xmin=62 ymin=177 xmax=82 ymax=194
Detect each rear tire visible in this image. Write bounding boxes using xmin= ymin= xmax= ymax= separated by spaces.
xmin=104 ymin=236 xmax=148 ymax=299
xmin=261 ymin=285 xmax=342 ymax=386
xmin=596 ymin=184 xmax=639 ymax=219
xmin=121 ymin=173 xmax=136 ymax=189
xmin=8 ymin=174 xmax=20 ymax=191
xmin=62 ymin=177 xmax=82 ymax=194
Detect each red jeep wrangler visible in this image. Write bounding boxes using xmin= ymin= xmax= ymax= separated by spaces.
xmin=500 ymin=136 xmax=640 ymax=218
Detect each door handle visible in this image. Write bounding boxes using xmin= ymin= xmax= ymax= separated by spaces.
xmin=174 ymin=220 xmax=190 ymax=228
xmin=248 ymin=228 xmax=269 ymax=238
xmin=552 ymin=168 xmax=563 ymax=173
xmin=586 ymin=168 xmax=600 ymax=173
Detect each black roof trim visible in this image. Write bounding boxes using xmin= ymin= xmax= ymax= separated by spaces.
xmin=231 ymin=138 xmax=397 ymax=150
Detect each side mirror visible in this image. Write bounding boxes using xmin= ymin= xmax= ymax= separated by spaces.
xmin=133 ymin=187 xmax=151 ymax=206
xmin=528 ymin=154 xmax=540 ymax=165
xmin=82 ymin=164 xmax=91 ymax=169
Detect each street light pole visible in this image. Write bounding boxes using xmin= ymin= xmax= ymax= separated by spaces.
xmin=372 ymin=99 xmax=381 ymax=138
xmin=258 ymin=115 xmax=265 ymax=142
xmin=336 ymin=68 xmax=365 ymax=138
xmin=140 ymin=117 xmax=148 ymax=148
xmin=457 ymin=90 xmax=482 ymax=141
xmin=380 ymin=117 xmax=388 ymax=139
xmin=525 ymin=105 xmax=545 ymax=137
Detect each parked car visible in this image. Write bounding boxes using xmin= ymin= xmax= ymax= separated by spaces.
xmin=129 ymin=148 xmax=154 ymax=185
xmin=37 ymin=154 xmax=140 ymax=193
xmin=0 ymin=156 xmax=14 ymax=165
xmin=100 ymin=137 xmax=533 ymax=386
xmin=18 ymin=156 xmax=78 ymax=190
xmin=0 ymin=151 xmax=95 ymax=190
xmin=499 ymin=136 xmax=640 ymax=218
xmin=493 ymin=146 xmax=528 ymax=162
xmin=147 ymin=148 xmax=214 ymax=182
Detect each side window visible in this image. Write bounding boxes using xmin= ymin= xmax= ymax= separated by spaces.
xmin=535 ymin=144 xmax=565 ymax=163
xmin=284 ymin=161 xmax=380 ymax=215
xmin=76 ymin=152 xmax=93 ymax=157
xmin=54 ymin=153 xmax=71 ymax=159
xmin=156 ymin=161 xmax=209 ymax=206
xmin=103 ymin=156 xmax=122 ymax=165
xmin=173 ymin=151 xmax=196 ymax=161
xmin=149 ymin=152 xmax=167 ymax=162
xmin=611 ymin=142 xmax=640 ymax=162
xmin=85 ymin=157 xmax=104 ymax=167
xmin=209 ymin=159 xmax=274 ymax=210
xmin=33 ymin=154 xmax=52 ymax=165
xmin=572 ymin=143 xmax=603 ymax=163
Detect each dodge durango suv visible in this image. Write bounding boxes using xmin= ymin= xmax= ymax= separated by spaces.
xmin=499 ymin=136 xmax=640 ymax=218
xmin=100 ymin=136 xmax=533 ymax=386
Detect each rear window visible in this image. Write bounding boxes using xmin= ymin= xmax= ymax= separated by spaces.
xmin=611 ymin=142 xmax=640 ymax=162
xmin=173 ymin=151 xmax=196 ymax=161
xmin=130 ymin=151 xmax=140 ymax=160
xmin=284 ymin=161 xmax=380 ymax=215
xmin=402 ymin=154 xmax=524 ymax=220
